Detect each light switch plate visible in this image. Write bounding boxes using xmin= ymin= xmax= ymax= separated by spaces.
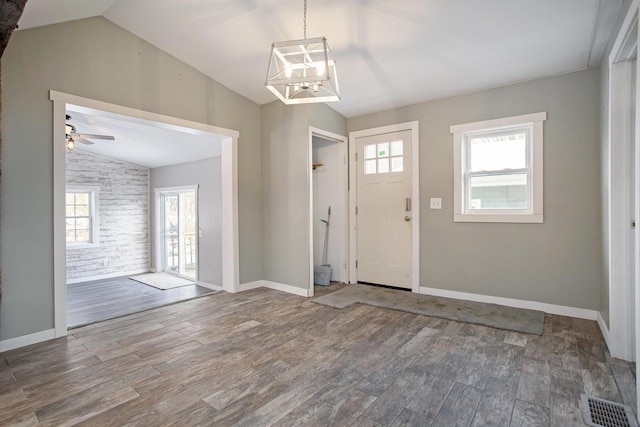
xmin=430 ymin=197 xmax=442 ymax=209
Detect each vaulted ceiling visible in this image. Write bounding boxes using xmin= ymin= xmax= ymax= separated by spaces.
xmin=19 ymin=0 xmax=625 ymax=118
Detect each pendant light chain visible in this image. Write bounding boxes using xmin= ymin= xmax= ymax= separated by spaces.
xmin=303 ymin=0 xmax=307 ymax=39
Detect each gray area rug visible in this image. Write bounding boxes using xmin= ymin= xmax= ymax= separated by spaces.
xmin=312 ymin=284 xmax=544 ymax=335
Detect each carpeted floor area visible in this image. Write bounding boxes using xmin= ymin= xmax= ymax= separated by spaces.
xmin=312 ymin=284 xmax=545 ymax=335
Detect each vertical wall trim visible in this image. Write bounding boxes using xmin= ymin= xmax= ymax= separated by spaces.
xmin=52 ymin=100 xmax=67 ymax=338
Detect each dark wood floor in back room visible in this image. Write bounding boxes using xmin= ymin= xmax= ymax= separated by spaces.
xmin=67 ymin=276 xmax=216 ymax=328
xmin=1 ymin=283 xmax=637 ymax=426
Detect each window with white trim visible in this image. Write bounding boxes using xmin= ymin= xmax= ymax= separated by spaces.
xmin=451 ymin=112 xmax=546 ymax=223
xmin=66 ymin=186 xmax=100 ymax=247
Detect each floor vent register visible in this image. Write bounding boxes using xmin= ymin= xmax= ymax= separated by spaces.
xmin=581 ymin=394 xmax=638 ymax=427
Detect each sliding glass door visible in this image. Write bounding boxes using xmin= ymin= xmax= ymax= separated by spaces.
xmin=157 ymin=186 xmax=198 ymax=280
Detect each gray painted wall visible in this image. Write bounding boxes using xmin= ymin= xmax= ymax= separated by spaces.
xmin=261 ymin=102 xmax=347 ymax=289
xmin=66 ymin=149 xmax=150 ymax=280
xmin=1 ymin=17 xmax=263 ymax=340
xmin=348 ymin=68 xmax=603 ymax=310
xmin=150 ymin=157 xmax=222 ymax=286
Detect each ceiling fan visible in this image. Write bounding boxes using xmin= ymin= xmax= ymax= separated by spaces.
xmin=65 ymin=114 xmax=115 ymax=150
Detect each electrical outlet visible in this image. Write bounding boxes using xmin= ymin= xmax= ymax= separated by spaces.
xmin=430 ymin=198 xmax=442 ymax=209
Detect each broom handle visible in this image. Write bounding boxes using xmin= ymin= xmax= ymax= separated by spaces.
xmin=322 ymin=206 xmax=331 ymax=265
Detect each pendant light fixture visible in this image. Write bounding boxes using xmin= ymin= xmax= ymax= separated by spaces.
xmin=265 ymin=0 xmax=340 ymax=104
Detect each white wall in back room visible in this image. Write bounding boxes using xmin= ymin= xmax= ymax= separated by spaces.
xmin=66 ymin=149 xmax=150 ymax=281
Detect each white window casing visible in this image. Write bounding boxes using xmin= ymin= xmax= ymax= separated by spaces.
xmin=451 ymin=112 xmax=546 ymax=223
xmin=66 ymin=185 xmax=100 ymax=248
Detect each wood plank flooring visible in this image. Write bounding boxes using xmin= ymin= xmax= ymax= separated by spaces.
xmin=1 ymin=283 xmax=636 ymax=426
xmin=67 ymin=276 xmax=216 ymax=328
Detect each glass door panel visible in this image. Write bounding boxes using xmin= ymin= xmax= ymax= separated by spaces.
xmin=159 ymin=188 xmax=197 ymax=280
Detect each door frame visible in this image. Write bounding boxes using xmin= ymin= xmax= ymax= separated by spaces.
xmin=51 ymin=90 xmax=240 ymax=338
xmin=154 ymin=185 xmax=200 ymax=280
xmin=348 ymin=121 xmax=420 ymax=292
xmin=605 ymin=0 xmax=640 ymax=418
xmin=606 ymin=0 xmax=638 ymax=361
xmin=308 ymin=126 xmax=348 ymax=296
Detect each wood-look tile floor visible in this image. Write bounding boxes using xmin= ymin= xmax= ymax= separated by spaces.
xmin=1 ymin=283 xmax=636 ymax=426
xmin=67 ymin=276 xmax=216 ymax=328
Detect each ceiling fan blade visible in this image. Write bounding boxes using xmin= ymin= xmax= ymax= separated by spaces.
xmin=75 ymin=133 xmax=115 ymax=141
xmin=75 ymin=137 xmax=95 ymax=145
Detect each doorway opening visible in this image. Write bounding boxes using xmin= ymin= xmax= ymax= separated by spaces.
xmin=51 ymin=91 xmax=239 ymax=335
xmin=308 ymin=127 xmax=348 ymax=296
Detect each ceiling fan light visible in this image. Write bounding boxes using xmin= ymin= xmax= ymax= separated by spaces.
xmin=66 ymin=138 xmax=75 ymax=151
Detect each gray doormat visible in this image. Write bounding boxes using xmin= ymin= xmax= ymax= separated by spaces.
xmin=311 ymin=284 xmax=544 ymax=335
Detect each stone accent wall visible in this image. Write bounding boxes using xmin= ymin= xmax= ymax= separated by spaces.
xmin=66 ymin=149 xmax=150 ymax=281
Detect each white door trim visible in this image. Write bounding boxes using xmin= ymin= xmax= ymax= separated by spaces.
xmin=349 ymin=121 xmax=420 ymax=292
xmin=308 ymin=126 xmax=348 ymax=297
xmin=606 ymin=0 xmax=640 ymax=419
xmin=607 ymin=1 xmax=639 ymax=361
xmin=50 ymin=90 xmax=240 ymax=337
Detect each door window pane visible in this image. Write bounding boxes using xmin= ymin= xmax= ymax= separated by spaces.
xmin=377 ymin=142 xmax=389 ymax=158
xmin=365 ymin=159 xmax=376 ymax=175
xmin=364 ymin=144 xmax=376 ymax=159
xmin=391 ymin=157 xmax=403 ymax=172
xmin=378 ymin=158 xmax=389 ymax=174
xmin=390 ymin=140 xmax=403 ymax=156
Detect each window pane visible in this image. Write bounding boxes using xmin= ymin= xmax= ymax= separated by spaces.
xmin=66 ymin=219 xmax=76 ymax=230
xmin=391 ymin=157 xmax=403 ymax=172
xmin=75 ymin=193 xmax=89 ymax=204
xmin=364 ymin=144 xmax=376 ymax=159
xmin=76 ymin=230 xmax=90 ymax=242
xmin=76 ymin=218 xmax=90 ymax=231
xmin=377 ymin=142 xmax=389 ymax=158
xmin=66 ymin=193 xmax=75 ymax=204
xmin=378 ymin=158 xmax=389 ymax=173
xmin=469 ymin=173 xmax=527 ymax=209
xmin=469 ymin=132 xmax=526 ymax=172
xmin=66 ymin=231 xmax=75 ymax=242
xmin=66 ymin=205 xmax=75 ymax=217
xmin=75 ymin=206 xmax=89 ymax=217
xmin=390 ymin=140 xmax=403 ymax=156
xmin=365 ymin=159 xmax=377 ymax=175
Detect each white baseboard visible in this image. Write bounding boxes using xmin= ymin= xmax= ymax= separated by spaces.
xmin=237 ymin=280 xmax=311 ymax=297
xmin=67 ymin=269 xmax=151 ymax=284
xmin=196 ymin=281 xmax=223 ymax=292
xmin=419 ymin=286 xmax=598 ymax=320
xmin=0 ymin=329 xmax=56 ymax=353
xmin=262 ymin=280 xmax=311 ymax=297
xmin=238 ymin=280 xmax=264 ymax=292
xmin=597 ymin=312 xmax=613 ymax=352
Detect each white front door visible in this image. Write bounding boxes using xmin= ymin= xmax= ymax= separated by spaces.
xmin=356 ymin=130 xmax=412 ymax=289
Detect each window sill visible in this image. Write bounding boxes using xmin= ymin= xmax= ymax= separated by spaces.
xmin=67 ymin=242 xmax=100 ymax=250
xmin=454 ymin=213 xmax=543 ymax=224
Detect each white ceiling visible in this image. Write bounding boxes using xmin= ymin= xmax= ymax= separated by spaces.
xmin=18 ymin=0 xmax=625 ymax=167
xmin=66 ymin=105 xmax=223 ymax=169
xmin=19 ymin=0 xmax=624 ymax=119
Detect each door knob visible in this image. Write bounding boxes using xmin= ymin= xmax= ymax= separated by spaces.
xmin=404 ymin=216 xmax=411 ymax=222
